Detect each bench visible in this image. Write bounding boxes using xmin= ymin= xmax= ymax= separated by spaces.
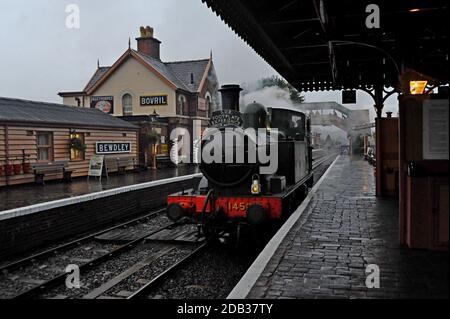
xmin=31 ymin=161 xmax=73 ymax=185
xmin=105 ymin=156 xmax=139 ymax=175
xmin=156 ymin=154 xmax=173 ymax=168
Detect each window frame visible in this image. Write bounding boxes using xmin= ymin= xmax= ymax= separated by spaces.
xmin=122 ymin=93 xmax=133 ymax=116
xmin=206 ymin=96 xmax=212 ymax=117
xmin=36 ymin=132 xmax=54 ymax=162
xmin=204 ymin=91 xmax=213 ymax=118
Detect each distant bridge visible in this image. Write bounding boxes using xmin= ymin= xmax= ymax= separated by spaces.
xmin=299 ymin=102 xmax=371 ymax=134
xmin=301 ymin=102 xmax=352 ymax=116
xmin=352 ymin=122 xmax=375 ymax=131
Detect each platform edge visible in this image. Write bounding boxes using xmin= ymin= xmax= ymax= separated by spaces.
xmin=0 ymin=173 xmax=203 ymax=221
xmin=227 ymin=155 xmax=341 ymax=299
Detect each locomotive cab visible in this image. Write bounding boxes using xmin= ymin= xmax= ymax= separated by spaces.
xmin=269 ymin=107 xmax=307 ymax=141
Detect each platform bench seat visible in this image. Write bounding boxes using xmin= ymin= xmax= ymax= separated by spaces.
xmin=31 ymin=161 xmax=73 ymax=185
xmin=105 ymin=156 xmax=139 ymax=174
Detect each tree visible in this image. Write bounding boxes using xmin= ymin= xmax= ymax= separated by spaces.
xmin=142 ymin=130 xmax=159 ymax=147
xmin=259 ymin=75 xmax=305 ymax=104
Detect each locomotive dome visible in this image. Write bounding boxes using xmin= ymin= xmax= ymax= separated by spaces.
xmin=243 ymin=102 xmax=268 ymax=129
xmin=243 ymin=102 xmax=267 ymax=114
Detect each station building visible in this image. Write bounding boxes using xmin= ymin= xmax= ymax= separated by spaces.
xmin=0 ymin=97 xmax=139 ymax=187
xmin=58 ymin=26 xmax=220 ymax=164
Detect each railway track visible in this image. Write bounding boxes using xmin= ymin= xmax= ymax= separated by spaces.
xmin=312 ymin=152 xmax=338 ymax=170
xmin=126 ymin=242 xmax=210 ymax=299
xmin=0 ymin=208 xmax=166 ymax=273
xmin=0 ymin=208 xmax=192 ymax=299
xmin=128 ymin=155 xmax=340 ymax=300
xmin=7 ymin=221 xmax=203 ymax=299
xmin=136 ymin=155 xmax=340 ymax=299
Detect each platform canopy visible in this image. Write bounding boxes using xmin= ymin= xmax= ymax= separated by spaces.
xmin=202 ymin=0 xmax=448 ymax=92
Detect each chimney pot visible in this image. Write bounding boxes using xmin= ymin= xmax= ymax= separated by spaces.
xmin=145 ymin=26 xmax=154 ymax=38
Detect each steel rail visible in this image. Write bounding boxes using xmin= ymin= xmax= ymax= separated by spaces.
xmin=127 ymin=241 xmax=210 ymax=299
xmin=0 ymin=208 xmax=166 ymax=273
xmin=312 ymin=153 xmax=338 ymax=170
xmin=12 ymin=220 xmax=183 ymax=299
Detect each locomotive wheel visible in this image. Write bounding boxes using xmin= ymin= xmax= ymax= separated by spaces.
xmin=201 ymin=208 xmax=226 ymax=240
xmin=233 ymin=223 xmax=262 ymax=250
xmin=202 ymin=222 xmax=221 ymax=240
xmin=202 ymin=224 xmax=214 ymax=238
xmin=235 ymin=223 xmax=243 ymax=249
xmin=300 ymin=184 xmax=309 ymax=200
xmin=307 ymin=176 xmax=314 ymax=188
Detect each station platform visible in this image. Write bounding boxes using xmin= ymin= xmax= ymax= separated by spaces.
xmin=0 ymin=166 xmax=201 ymax=260
xmin=0 ymin=165 xmax=198 ymax=212
xmin=229 ymin=156 xmax=449 ymax=299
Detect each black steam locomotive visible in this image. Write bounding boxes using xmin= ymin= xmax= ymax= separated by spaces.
xmin=167 ymin=84 xmax=313 ymax=239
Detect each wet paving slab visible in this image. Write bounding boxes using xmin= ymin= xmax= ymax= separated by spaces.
xmin=247 ymin=156 xmax=448 ymax=299
xmin=0 ymin=165 xmax=199 ymax=211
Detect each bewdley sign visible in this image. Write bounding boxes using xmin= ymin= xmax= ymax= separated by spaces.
xmin=96 ymin=141 xmax=132 ymax=154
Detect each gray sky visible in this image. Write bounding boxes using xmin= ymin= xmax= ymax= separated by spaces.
xmin=0 ymin=0 xmax=398 ymax=121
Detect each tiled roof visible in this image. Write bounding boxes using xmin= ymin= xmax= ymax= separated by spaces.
xmin=134 ymin=51 xmax=191 ymax=91
xmin=166 ymin=59 xmax=210 ymax=92
xmin=83 ymin=51 xmax=210 ymax=93
xmin=84 ymin=67 xmax=111 ymax=92
xmin=0 ymin=97 xmax=138 ymax=129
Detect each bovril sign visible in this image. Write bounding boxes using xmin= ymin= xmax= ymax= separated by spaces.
xmin=96 ymin=142 xmax=131 ymax=154
xmin=140 ymin=95 xmax=168 ymax=106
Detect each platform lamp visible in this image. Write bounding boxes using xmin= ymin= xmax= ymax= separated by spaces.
xmin=147 ymin=110 xmax=160 ymax=170
xmin=148 ymin=109 xmax=160 ymax=122
xmin=400 ymin=68 xmax=434 ymax=95
xmin=409 ymin=81 xmax=428 ymax=95
xmin=69 ymin=128 xmax=77 ymax=139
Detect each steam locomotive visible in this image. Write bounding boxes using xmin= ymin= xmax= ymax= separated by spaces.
xmin=166 ymin=85 xmax=314 ymax=239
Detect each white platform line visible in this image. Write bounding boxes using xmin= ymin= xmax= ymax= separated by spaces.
xmin=0 ymin=173 xmax=203 ymax=222
xmin=227 ymin=155 xmax=341 ymax=299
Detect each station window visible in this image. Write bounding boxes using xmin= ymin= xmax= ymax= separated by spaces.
xmin=70 ymin=132 xmax=85 ymax=161
xmin=206 ymin=96 xmax=211 ymax=118
xmin=122 ymin=93 xmax=133 ymax=116
xmin=37 ymin=132 xmax=53 ymax=161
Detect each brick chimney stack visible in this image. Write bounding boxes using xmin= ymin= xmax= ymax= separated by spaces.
xmin=136 ymin=26 xmax=161 ymax=59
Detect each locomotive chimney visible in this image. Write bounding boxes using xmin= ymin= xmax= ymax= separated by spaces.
xmin=219 ymin=84 xmax=242 ymax=111
xmin=136 ymin=26 xmax=161 ymax=60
